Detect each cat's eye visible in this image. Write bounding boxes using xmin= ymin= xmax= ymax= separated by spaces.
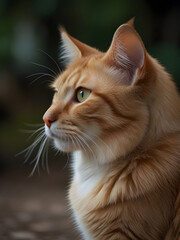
xmin=76 ymin=88 xmax=91 ymax=103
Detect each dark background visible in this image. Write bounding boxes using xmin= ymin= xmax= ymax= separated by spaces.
xmin=0 ymin=0 xmax=180 ymax=239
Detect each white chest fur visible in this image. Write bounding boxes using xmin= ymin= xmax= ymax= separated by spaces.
xmin=70 ymin=151 xmax=108 ymax=240
xmin=72 ymin=151 xmax=107 ymax=198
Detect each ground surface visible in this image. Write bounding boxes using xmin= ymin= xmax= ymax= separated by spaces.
xmin=0 ymin=165 xmax=78 ymax=240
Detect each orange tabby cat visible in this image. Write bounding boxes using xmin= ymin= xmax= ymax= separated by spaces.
xmin=43 ymin=19 xmax=180 ymax=240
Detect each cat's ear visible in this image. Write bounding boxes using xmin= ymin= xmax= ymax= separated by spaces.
xmin=104 ymin=21 xmax=145 ymax=85
xmin=60 ymin=27 xmax=98 ymax=66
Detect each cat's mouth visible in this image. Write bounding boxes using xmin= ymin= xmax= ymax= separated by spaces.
xmin=53 ymin=133 xmax=79 ymax=152
xmin=47 ymin=128 xmax=74 ymax=142
xmin=51 ymin=132 xmax=68 ymax=141
xmin=45 ymin=125 xmax=81 ymax=152
xmin=52 ymin=133 xmax=75 ymax=145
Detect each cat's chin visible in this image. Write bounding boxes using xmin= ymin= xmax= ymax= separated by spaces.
xmin=53 ymin=138 xmax=78 ymax=153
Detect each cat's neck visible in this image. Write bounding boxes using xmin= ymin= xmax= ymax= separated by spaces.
xmin=142 ymin=55 xmax=180 ymax=147
xmin=72 ymin=151 xmax=110 ymax=197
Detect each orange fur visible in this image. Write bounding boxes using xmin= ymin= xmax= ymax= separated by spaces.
xmin=43 ymin=20 xmax=180 ymax=239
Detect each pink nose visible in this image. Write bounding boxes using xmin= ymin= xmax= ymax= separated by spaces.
xmin=43 ymin=117 xmax=55 ymax=128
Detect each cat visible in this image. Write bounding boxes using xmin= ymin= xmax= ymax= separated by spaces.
xmin=43 ymin=19 xmax=180 ymax=240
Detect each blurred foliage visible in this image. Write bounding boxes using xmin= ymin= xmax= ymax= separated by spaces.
xmin=0 ymin=0 xmax=180 ymax=168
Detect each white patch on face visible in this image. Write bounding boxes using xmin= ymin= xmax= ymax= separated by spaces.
xmin=44 ymin=121 xmax=78 ymax=152
xmin=44 ymin=124 xmax=52 ymax=138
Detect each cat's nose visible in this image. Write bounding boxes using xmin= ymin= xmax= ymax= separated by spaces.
xmin=43 ymin=117 xmax=56 ymax=128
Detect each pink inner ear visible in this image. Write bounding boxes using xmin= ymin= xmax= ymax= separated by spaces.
xmin=105 ymin=25 xmax=145 ymax=84
xmin=121 ymin=30 xmax=144 ymax=69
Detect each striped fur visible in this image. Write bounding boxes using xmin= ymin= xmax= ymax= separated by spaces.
xmin=43 ymin=20 xmax=180 ymax=239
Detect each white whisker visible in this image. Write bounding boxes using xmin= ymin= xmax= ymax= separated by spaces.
xmin=17 ymin=132 xmax=45 ymax=161
xmin=20 ymin=126 xmax=44 ymax=134
xmin=41 ymin=138 xmax=50 ymax=173
xmin=20 ymin=126 xmax=45 ymax=141
xmin=29 ymin=136 xmax=48 ymax=176
xmin=38 ymin=49 xmax=61 ymax=73
xmin=24 ymin=123 xmax=44 ymax=127
xmin=57 ymin=128 xmax=95 ymax=158
xmin=17 ymin=124 xmax=50 ymax=175
xmin=26 ymin=133 xmax=46 ymax=162
xmin=79 ymin=130 xmax=114 ymax=159
xmin=30 ymin=73 xmax=53 ymax=84
xmin=45 ymin=143 xmax=50 ymax=174
xmin=31 ymin=61 xmax=57 ymax=77
xmin=26 ymin=72 xmax=54 ymax=79
xmin=77 ymin=134 xmax=96 ymax=159
xmin=62 ymin=133 xmax=71 ymax=169
xmin=72 ymin=135 xmax=80 ymax=150
xmin=75 ymin=135 xmax=86 ymax=152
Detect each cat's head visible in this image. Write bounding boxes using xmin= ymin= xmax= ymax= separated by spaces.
xmin=43 ymin=19 xmax=150 ymax=163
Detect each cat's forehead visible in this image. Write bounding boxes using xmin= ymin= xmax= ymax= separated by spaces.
xmin=52 ymin=57 xmax=126 ymax=96
xmin=53 ymin=66 xmax=89 ymax=91
xmin=53 ymin=58 xmax=101 ymax=89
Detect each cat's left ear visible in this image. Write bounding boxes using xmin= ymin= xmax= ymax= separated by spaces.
xmin=60 ymin=28 xmax=98 ymax=66
xmin=104 ymin=20 xmax=145 ymax=85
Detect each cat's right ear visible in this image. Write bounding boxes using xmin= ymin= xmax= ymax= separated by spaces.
xmin=103 ymin=22 xmax=145 ymax=85
xmin=60 ymin=27 xmax=98 ymax=66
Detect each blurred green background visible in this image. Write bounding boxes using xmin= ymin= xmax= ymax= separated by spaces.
xmin=0 ymin=0 xmax=180 ymax=173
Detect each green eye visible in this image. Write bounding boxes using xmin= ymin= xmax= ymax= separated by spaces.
xmin=76 ymin=88 xmax=91 ymax=103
